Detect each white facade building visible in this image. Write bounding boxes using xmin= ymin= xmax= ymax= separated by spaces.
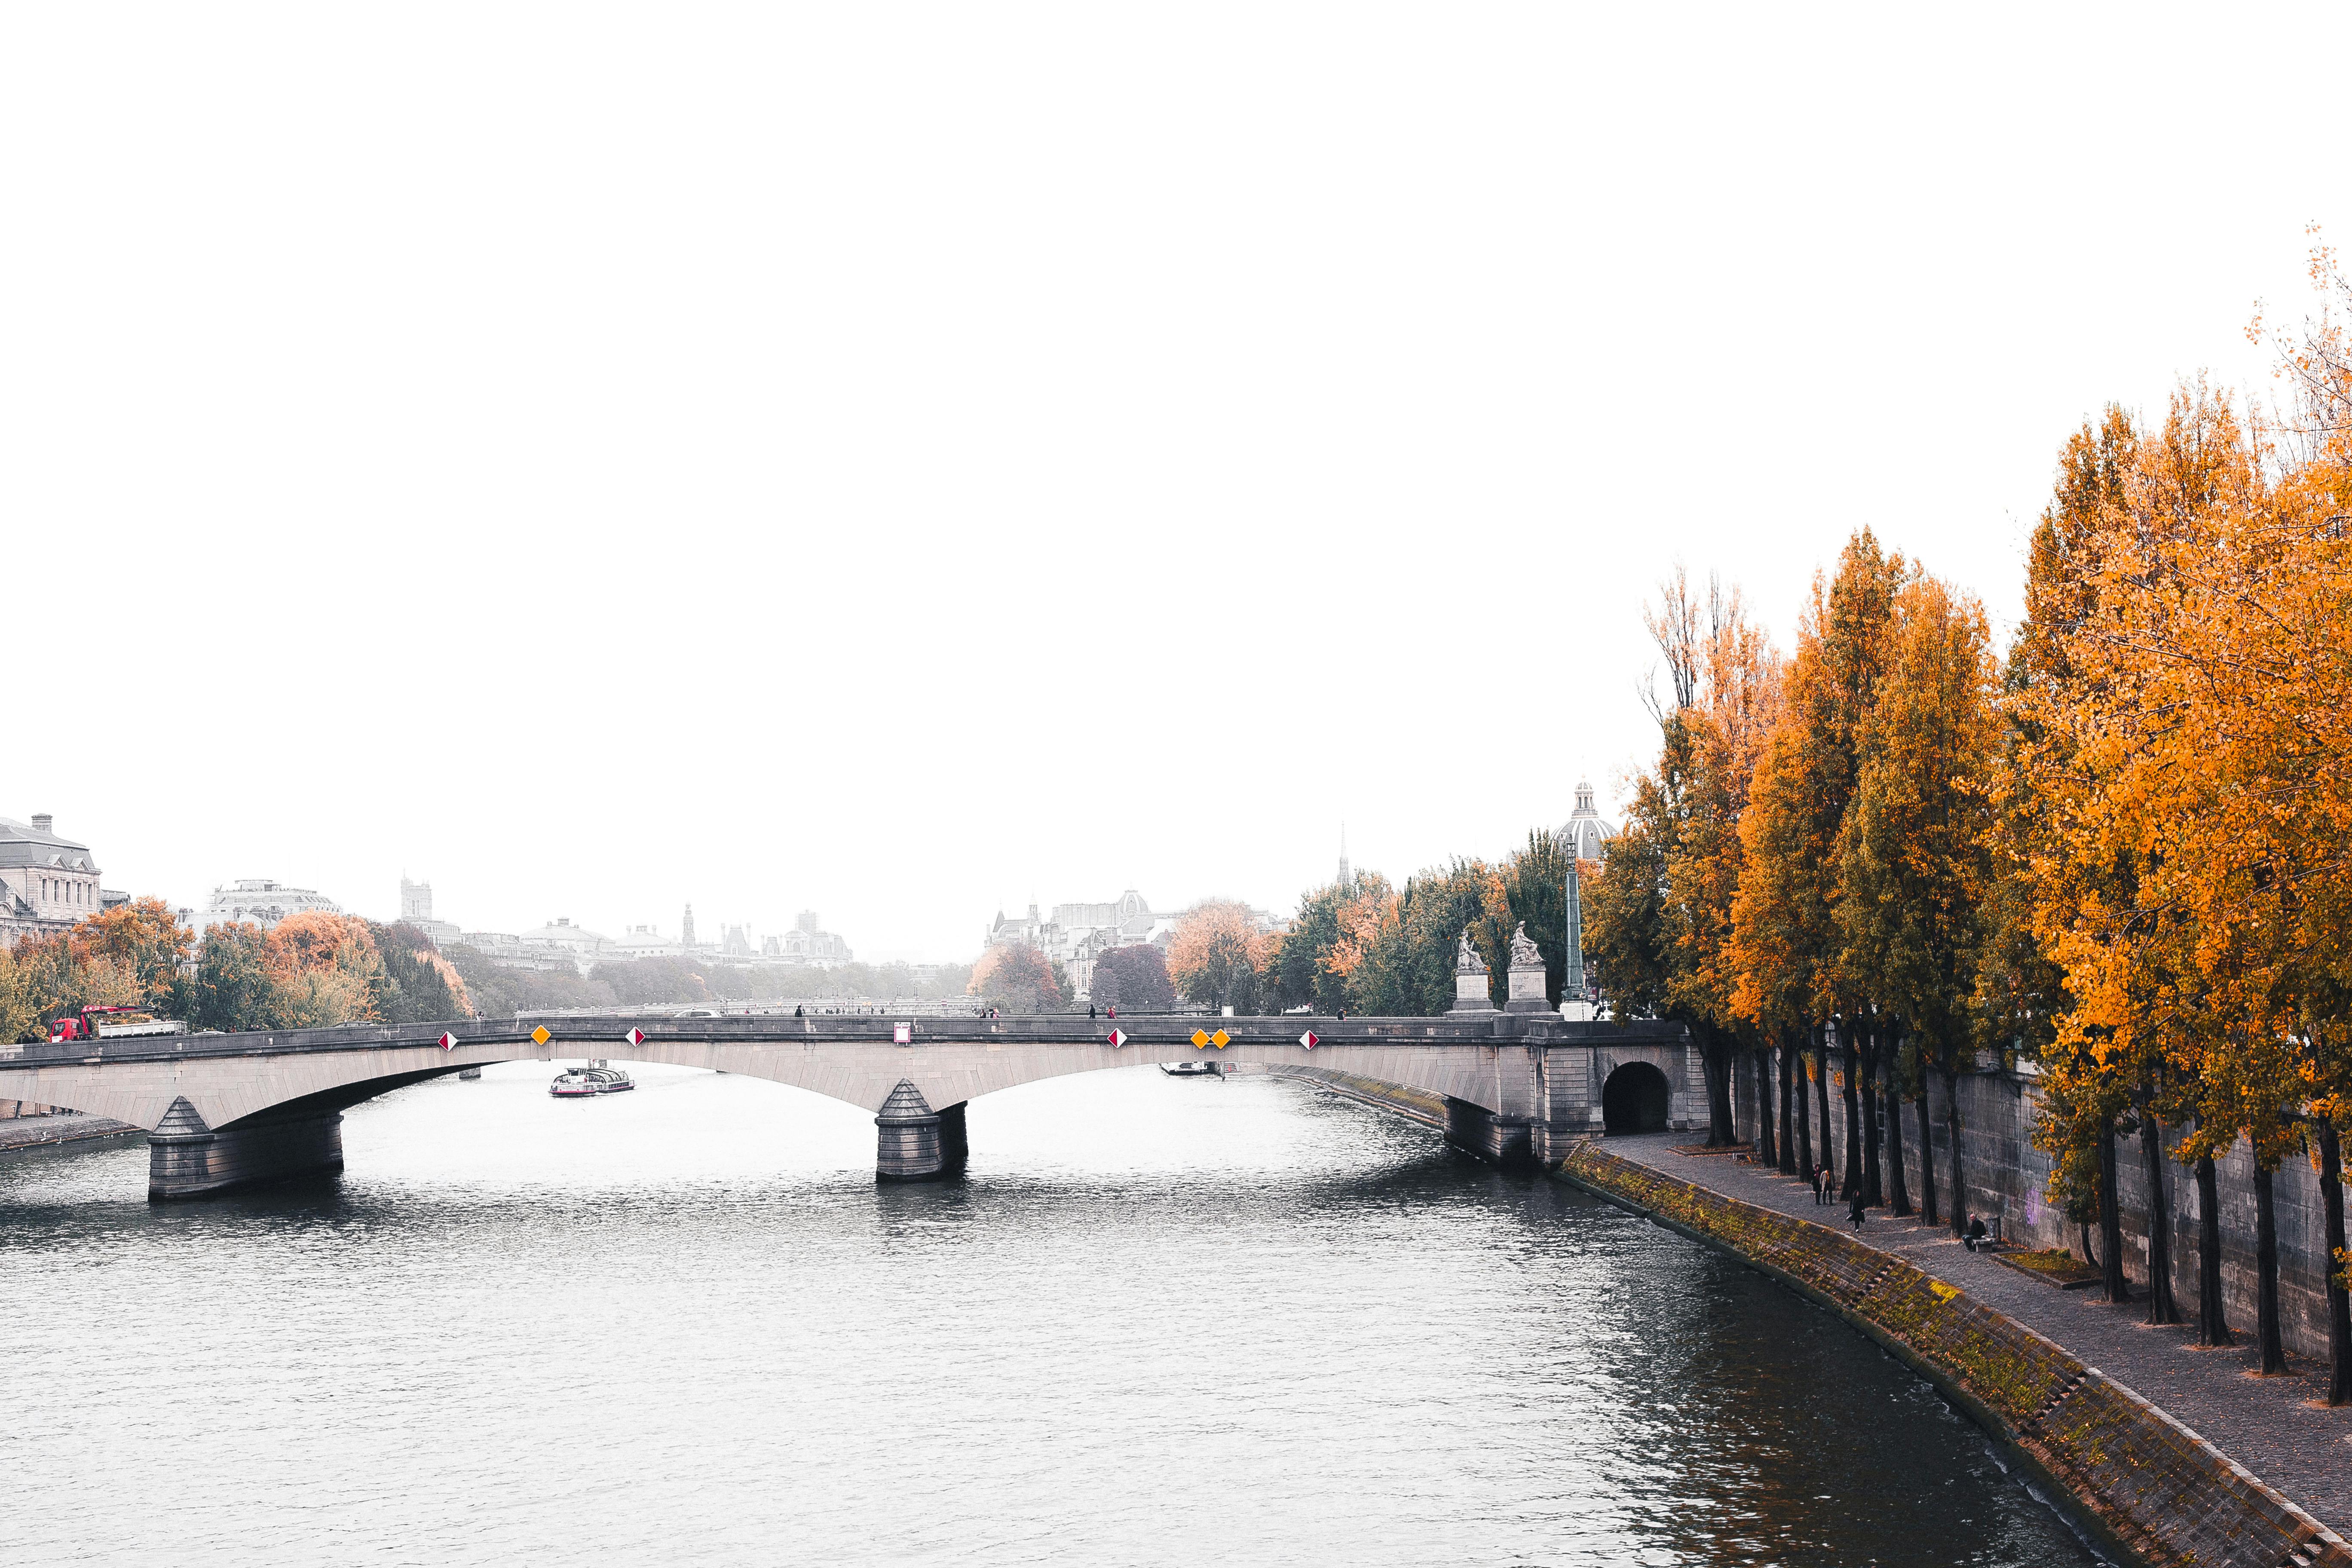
xmin=0 ymin=815 xmax=110 ymax=943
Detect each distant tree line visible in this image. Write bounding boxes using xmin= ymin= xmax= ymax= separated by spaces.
xmin=441 ymin=948 xmax=974 ymax=1018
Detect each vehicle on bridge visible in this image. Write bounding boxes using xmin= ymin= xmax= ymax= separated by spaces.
xmin=47 ymin=1006 xmax=186 ymax=1045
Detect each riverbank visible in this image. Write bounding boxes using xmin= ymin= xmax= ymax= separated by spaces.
xmin=1259 ymin=1063 xmax=1445 ymax=1128
xmin=1558 ymin=1139 xmax=2350 ymax=1568
xmin=0 ymin=1112 xmax=139 ymax=1152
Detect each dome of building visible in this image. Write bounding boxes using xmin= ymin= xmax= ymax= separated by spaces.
xmin=1556 ymin=779 xmax=1614 ymax=861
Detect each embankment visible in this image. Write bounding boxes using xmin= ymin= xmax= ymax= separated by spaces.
xmin=0 ymin=1110 xmax=140 ymax=1152
xmin=1556 ymin=1142 xmax=2351 ymax=1568
xmin=1260 ymin=1063 xmax=1445 ymax=1129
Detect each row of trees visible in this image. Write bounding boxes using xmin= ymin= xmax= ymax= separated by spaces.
xmin=968 ymin=857 xmax=1594 ymax=1020
xmin=0 ymin=900 xmax=471 ymax=1041
xmin=1197 ymin=840 xmax=1588 ymax=1019
xmin=1580 ymin=245 xmax=2352 ymax=1404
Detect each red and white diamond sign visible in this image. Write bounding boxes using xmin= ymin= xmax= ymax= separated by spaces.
xmin=437 ymin=1032 xmax=458 ymax=1050
xmin=1298 ymin=1030 xmax=1319 ymax=1050
xmin=1107 ymin=1028 xmax=1128 ymax=1048
xmin=624 ymin=1027 xmax=645 ymax=1047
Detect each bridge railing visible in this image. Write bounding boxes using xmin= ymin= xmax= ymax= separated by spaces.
xmin=0 ymin=1012 xmax=1685 ymax=1067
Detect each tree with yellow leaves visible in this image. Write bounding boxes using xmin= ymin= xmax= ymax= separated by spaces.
xmin=1730 ymin=532 xmax=1906 ymax=1196
xmin=1589 ymin=567 xmax=1780 ymax=1145
xmin=1836 ymin=575 xmax=2000 ymax=1238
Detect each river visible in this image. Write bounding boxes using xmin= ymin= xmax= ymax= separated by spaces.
xmin=0 ymin=1062 xmax=2102 ymax=1567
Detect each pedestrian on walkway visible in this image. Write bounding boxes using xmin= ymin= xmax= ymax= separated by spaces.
xmin=1848 ymin=1187 xmax=1867 ymax=1230
xmin=1814 ymin=1164 xmax=1830 ymax=1205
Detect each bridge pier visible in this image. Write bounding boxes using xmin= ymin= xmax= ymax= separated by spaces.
xmin=1443 ymin=1097 xmax=1540 ymax=1172
xmin=875 ymin=1080 xmax=967 ymax=1182
xmin=149 ymin=1096 xmax=346 ymax=1200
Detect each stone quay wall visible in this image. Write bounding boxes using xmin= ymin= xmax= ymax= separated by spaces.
xmin=1557 ymin=1142 xmax=2352 ymax=1568
xmin=1259 ymin=1064 xmax=1446 ymax=1129
xmin=1733 ymin=1057 xmax=2342 ymax=1363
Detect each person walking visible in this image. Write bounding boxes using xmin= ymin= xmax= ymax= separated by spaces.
xmin=1848 ymin=1186 xmax=1867 ymax=1231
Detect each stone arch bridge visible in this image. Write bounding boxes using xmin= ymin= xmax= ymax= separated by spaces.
xmin=0 ymin=1012 xmax=1696 ymax=1198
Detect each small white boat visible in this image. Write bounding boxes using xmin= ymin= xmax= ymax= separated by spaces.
xmin=1159 ymin=1060 xmax=1222 ymax=1077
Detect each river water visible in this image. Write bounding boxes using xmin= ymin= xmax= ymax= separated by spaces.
xmin=0 ymin=1063 xmax=2101 ymax=1567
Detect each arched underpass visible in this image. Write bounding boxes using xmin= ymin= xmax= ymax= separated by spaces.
xmin=1601 ymin=1061 xmax=1672 ymax=1134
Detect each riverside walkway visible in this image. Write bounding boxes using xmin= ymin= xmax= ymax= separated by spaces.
xmin=1606 ymin=1131 xmax=2352 ymax=1534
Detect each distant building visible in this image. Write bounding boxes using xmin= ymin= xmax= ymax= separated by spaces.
xmin=191 ymin=878 xmax=342 ymax=937
xmin=0 ymin=815 xmax=108 ymax=943
xmin=986 ymin=890 xmax=1206 ymax=1000
xmin=765 ymin=910 xmax=852 ymax=966
xmin=609 ymin=924 xmax=684 ymax=961
xmin=516 ymin=918 xmax=612 ymax=975
xmin=1556 ymin=779 xmax=1615 ymax=861
xmin=395 ymin=878 xmax=462 ymax=948
xmin=452 ymin=930 xmax=574 ymax=972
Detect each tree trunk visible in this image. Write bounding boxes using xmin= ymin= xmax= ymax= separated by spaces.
xmin=1703 ymin=1035 xmax=1735 ymax=1145
xmin=1859 ymin=1029 xmax=1883 ymax=1209
xmin=1814 ymin=1027 xmax=1834 ymax=1186
xmin=1840 ymin=1029 xmax=1862 ymax=1199
xmin=1884 ymin=1040 xmax=1912 ymax=1217
xmin=2195 ymin=1146 xmax=2231 ymax=1347
xmin=2316 ymin=1117 xmax=2349 ymax=1406
xmin=1779 ymin=1040 xmax=1799 ymax=1176
xmin=2255 ymin=1161 xmax=2286 ymax=1374
xmin=2097 ymin=1115 xmax=2130 ymax=1302
xmin=1915 ymin=1085 xmax=1939 ymax=1227
xmin=1790 ymin=1034 xmax=1812 ymax=1178
xmin=1754 ymin=1048 xmax=1776 ymax=1167
xmin=1942 ymin=1062 xmax=1966 ymax=1241
xmin=2139 ymin=1106 xmax=2180 ymax=1326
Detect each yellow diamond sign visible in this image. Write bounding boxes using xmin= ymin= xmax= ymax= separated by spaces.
xmin=1211 ymin=1029 xmax=1231 ymax=1049
xmin=532 ymin=1025 xmax=551 ymax=1045
xmin=1190 ymin=1029 xmax=1210 ymax=1049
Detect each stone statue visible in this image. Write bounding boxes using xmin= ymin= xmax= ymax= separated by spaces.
xmin=1508 ymin=921 xmax=1542 ymax=972
xmin=1455 ymin=928 xmax=1488 ymax=974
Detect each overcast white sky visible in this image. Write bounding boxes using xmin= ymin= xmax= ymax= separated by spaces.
xmin=6 ymin=6 xmax=2348 ymax=960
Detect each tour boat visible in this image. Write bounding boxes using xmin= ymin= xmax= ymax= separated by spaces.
xmin=1159 ymin=1060 xmax=1221 ymax=1077
xmin=549 ymin=1069 xmax=600 ymax=1098
xmin=548 ymin=1066 xmax=634 ymax=1097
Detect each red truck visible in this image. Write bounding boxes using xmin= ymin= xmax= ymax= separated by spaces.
xmin=47 ymin=1005 xmax=187 ymax=1044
